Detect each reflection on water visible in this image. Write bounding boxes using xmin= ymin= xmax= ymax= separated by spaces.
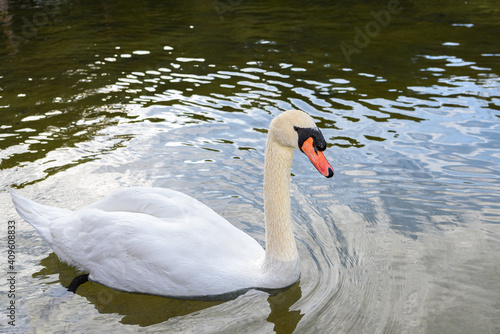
xmin=34 ymin=253 xmax=303 ymax=329
xmin=35 ymin=254 xmax=227 ymax=327
xmin=31 ymin=253 xmax=303 ymax=331
xmin=1 ymin=0 xmax=500 ymax=333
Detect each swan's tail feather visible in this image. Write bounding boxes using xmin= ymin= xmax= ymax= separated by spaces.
xmin=9 ymin=189 xmax=72 ymax=245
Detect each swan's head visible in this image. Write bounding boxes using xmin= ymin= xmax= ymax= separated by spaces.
xmin=269 ymin=110 xmax=334 ymax=178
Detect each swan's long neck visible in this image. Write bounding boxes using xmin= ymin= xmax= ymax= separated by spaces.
xmin=263 ymin=135 xmax=299 ymax=267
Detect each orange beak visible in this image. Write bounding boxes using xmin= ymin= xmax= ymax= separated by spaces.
xmin=301 ymin=137 xmax=334 ymax=178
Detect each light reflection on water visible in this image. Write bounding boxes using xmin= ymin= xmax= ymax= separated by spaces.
xmin=1 ymin=0 xmax=500 ymax=333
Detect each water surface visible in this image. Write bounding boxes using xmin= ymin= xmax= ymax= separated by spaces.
xmin=1 ymin=0 xmax=500 ymax=333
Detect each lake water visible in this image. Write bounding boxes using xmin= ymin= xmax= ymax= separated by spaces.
xmin=1 ymin=0 xmax=500 ymax=333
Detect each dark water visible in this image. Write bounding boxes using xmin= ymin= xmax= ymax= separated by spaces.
xmin=1 ymin=0 xmax=499 ymax=333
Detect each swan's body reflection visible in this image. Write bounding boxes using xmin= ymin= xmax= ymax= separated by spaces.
xmin=35 ymin=253 xmax=303 ymax=330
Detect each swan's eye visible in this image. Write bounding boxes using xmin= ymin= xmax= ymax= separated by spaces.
xmin=294 ymin=126 xmax=327 ymax=152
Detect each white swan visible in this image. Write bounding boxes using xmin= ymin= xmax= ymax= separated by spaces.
xmin=10 ymin=109 xmax=333 ymax=299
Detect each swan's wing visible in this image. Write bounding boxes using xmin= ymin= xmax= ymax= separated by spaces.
xmin=86 ymin=187 xmax=226 ymax=224
xmin=50 ymin=188 xmax=264 ymax=296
